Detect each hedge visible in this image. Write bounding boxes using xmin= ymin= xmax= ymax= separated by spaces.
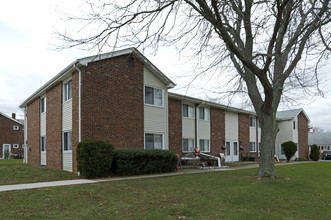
xmin=112 ymin=149 xmax=178 ymax=175
xmin=76 ymin=140 xmax=114 ymax=178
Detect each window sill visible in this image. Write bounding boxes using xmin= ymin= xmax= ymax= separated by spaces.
xmin=63 ymin=99 xmax=73 ymax=104
xmin=144 ymin=103 xmax=164 ymax=109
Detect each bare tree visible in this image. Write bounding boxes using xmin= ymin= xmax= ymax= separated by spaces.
xmin=55 ymin=0 xmax=331 ymax=178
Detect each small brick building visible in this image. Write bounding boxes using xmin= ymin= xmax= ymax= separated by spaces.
xmin=19 ymin=48 xmax=310 ymax=172
xmin=0 ymin=112 xmax=24 ymax=159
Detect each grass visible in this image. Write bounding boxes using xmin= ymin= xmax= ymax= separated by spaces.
xmin=0 ymin=162 xmax=330 ymax=219
xmin=0 ymin=159 xmax=78 ymax=185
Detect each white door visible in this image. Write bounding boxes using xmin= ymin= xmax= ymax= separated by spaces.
xmin=233 ymin=141 xmax=239 ymax=161
xmin=62 ymin=132 xmax=73 ymax=172
xmin=225 ymin=141 xmax=231 ymax=162
xmin=279 ymin=143 xmax=286 ymax=160
xmin=40 ymin=137 xmax=46 ymax=165
xmin=2 ymin=144 xmax=11 ymax=159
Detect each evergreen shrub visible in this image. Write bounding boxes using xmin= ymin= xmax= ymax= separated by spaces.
xmin=76 ymin=140 xmax=114 ymax=178
xmin=281 ymin=141 xmax=297 ymax=162
xmin=310 ymin=144 xmax=320 ymax=161
xmin=112 ymin=149 xmax=178 ymax=175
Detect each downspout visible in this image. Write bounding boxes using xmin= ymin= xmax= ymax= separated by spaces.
xmin=23 ymin=108 xmax=28 ymax=164
xmin=74 ymin=65 xmax=81 ymax=142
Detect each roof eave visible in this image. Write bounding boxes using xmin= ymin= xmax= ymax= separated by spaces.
xmin=168 ymin=92 xmax=256 ymax=116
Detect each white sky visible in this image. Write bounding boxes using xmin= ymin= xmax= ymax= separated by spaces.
xmin=1 ymin=0 xmax=331 ymax=130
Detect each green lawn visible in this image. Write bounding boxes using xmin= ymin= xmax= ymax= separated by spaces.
xmin=0 ymin=162 xmax=330 ymax=219
xmin=0 ymin=159 xmax=78 ymax=185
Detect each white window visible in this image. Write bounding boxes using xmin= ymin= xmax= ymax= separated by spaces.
xmin=63 ymin=131 xmax=72 ymax=151
xmin=41 ymin=96 xmax=46 ymax=113
xmin=249 ymin=117 xmax=256 ymax=127
xmin=41 ymin=136 xmax=46 ymax=152
xmin=293 ymin=121 xmax=296 ymax=129
xmin=182 ymin=104 xmax=195 ymax=118
xmin=13 ymin=125 xmax=19 ymax=130
xmin=13 ymin=144 xmax=19 ymax=148
xmin=199 ymin=107 xmax=210 ymax=120
xmin=250 ymin=142 xmax=256 ymax=152
xmin=64 ymin=80 xmax=72 ymax=102
xmin=144 ymin=86 xmax=163 ymax=107
xmin=199 ymin=139 xmax=210 ymax=152
xmin=225 ymin=141 xmax=231 ymax=156
xmin=182 ymin=138 xmax=194 ymax=152
xmin=145 ymin=133 xmax=163 ymax=149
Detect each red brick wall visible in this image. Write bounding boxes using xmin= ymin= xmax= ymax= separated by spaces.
xmin=46 ymin=83 xmax=63 ymax=169
xmin=298 ymin=112 xmax=309 ymax=158
xmin=80 ymin=54 xmax=144 ymax=150
xmin=168 ymin=98 xmax=182 ymax=155
xmin=210 ymin=108 xmax=225 ymax=156
xmin=238 ymin=113 xmax=250 ymax=160
xmin=27 ymin=98 xmax=40 ymax=164
xmin=0 ymin=115 xmax=24 ymax=158
xmin=72 ymin=71 xmax=79 ymax=173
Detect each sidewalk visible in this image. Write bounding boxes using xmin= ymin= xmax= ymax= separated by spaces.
xmin=0 ymin=163 xmax=260 ymax=192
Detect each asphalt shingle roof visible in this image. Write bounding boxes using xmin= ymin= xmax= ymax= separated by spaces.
xmin=308 ymin=132 xmax=331 ymax=145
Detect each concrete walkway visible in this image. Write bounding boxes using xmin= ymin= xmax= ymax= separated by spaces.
xmin=0 ymin=164 xmax=261 ymax=192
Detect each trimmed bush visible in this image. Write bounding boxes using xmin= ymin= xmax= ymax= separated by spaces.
xmin=112 ymin=149 xmax=178 ymax=175
xmin=281 ymin=141 xmax=297 ymax=162
xmin=76 ymin=140 xmax=114 ymax=178
xmin=310 ymin=144 xmax=320 ymax=161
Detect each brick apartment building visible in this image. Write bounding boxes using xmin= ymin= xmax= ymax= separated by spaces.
xmin=19 ymin=48 xmax=310 ymax=172
xmin=0 ymin=112 xmax=24 ymax=159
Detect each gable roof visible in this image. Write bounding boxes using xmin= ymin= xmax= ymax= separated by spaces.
xmin=276 ymin=108 xmax=310 ymax=122
xmin=308 ymin=132 xmax=331 ymax=145
xmin=20 ymin=48 xmax=175 ymax=108
xmin=0 ymin=112 xmax=23 ymax=125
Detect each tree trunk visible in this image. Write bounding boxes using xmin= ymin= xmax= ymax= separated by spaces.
xmin=256 ymin=112 xmax=279 ymax=178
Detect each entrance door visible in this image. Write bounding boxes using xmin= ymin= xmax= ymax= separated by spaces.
xmin=2 ymin=144 xmax=11 ymax=159
xmin=40 ymin=137 xmax=46 ymax=165
xmin=233 ymin=141 xmax=239 ymax=161
xmin=225 ymin=141 xmax=231 ymax=162
xmin=279 ymin=143 xmax=286 ymax=160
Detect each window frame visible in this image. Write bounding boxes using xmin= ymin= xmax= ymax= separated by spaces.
xmin=293 ymin=121 xmax=296 ymax=129
xmin=182 ymin=138 xmax=195 ymax=152
xmin=13 ymin=125 xmax=19 ymax=130
xmin=13 ymin=144 xmax=19 ymax=148
xmin=199 ymin=107 xmax=210 ymax=121
xmin=144 ymin=133 xmax=164 ymax=150
xmin=182 ymin=104 xmax=195 ymax=119
xmin=199 ymin=139 xmax=210 ymax=152
xmin=63 ymin=79 xmax=72 ymax=102
xmin=249 ymin=117 xmax=256 ymax=127
xmin=40 ymin=136 xmax=46 ymax=152
xmin=144 ymin=86 xmax=164 ymax=107
xmin=40 ymin=96 xmax=46 ymax=113
xmin=249 ymin=142 xmax=256 ymax=152
xmin=63 ymin=131 xmax=72 ymax=151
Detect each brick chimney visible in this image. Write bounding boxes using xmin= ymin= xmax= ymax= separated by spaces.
xmin=12 ymin=113 xmax=16 ymax=119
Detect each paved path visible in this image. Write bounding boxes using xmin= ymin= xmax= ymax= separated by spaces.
xmin=2 ymin=162 xmax=313 ymax=192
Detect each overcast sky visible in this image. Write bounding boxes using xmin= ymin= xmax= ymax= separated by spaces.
xmin=1 ymin=0 xmax=331 ymax=131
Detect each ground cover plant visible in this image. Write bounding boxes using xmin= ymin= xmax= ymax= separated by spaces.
xmin=0 ymin=159 xmax=78 ymax=185
xmin=0 ymin=162 xmax=330 ymax=219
